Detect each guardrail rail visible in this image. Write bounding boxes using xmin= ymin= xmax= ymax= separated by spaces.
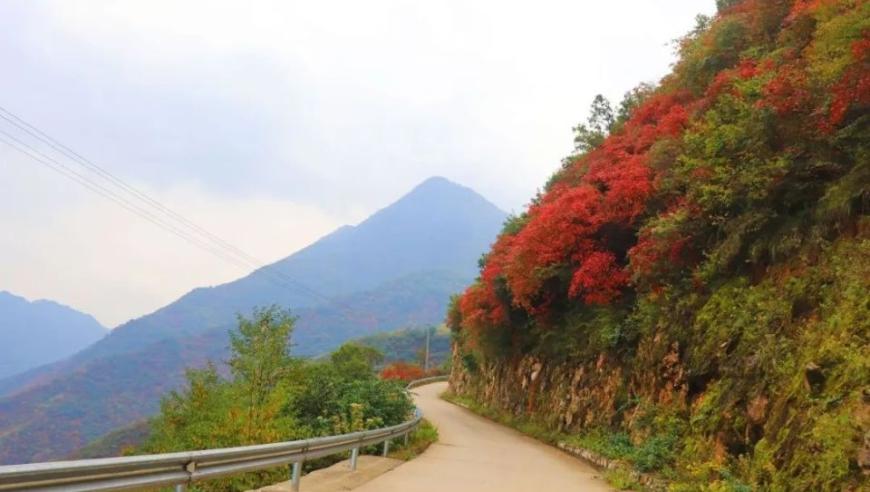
xmin=0 ymin=375 xmax=449 ymax=492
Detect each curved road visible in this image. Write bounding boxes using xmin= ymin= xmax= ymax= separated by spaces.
xmin=355 ymin=382 xmax=612 ymax=491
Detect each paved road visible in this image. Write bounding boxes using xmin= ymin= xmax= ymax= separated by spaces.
xmin=355 ymin=382 xmax=612 ymax=492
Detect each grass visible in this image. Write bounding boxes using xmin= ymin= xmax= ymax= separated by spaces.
xmin=387 ymin=419 xmax=438 ymax=460
xmin=562 ymin=429 xmax=678 ymax=474
xmin=604 ymin=468 xmax=642 ymax=490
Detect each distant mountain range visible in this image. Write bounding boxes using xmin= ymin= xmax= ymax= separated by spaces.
xmin=0 ymin=176 xmax=506 ymax=464
xmin=0 ymin=291 xmax=106 ymax=380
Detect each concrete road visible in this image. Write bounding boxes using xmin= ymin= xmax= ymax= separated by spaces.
xmin=354 ymin=381 xmax=612 ymax=492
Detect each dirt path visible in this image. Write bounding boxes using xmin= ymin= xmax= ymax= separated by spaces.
xmin=354 ymin=381 xmax=612 ymax=491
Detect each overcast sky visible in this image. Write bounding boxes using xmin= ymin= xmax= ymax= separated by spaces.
xmin=0 ymin=0 xmax=715 ymax=327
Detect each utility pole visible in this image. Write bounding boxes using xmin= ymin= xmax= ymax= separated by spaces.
xmin=424 ymin=326 xmax=431 ymax=372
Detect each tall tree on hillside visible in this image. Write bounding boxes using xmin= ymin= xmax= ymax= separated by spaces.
xmin=229 ymin=306 xmax=297 ymax=442
xmin=573 ymin=94 xmax=615 ymax=152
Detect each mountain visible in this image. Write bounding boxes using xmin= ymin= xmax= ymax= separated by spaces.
xmin=68 ymin=420 xmax=151 ymax=460
xmin=290 ymin=269 xmax=468 ymax=355
xmin=17 ymin=176 xmax=503 ymax=369
xmin=0 ymin=176 xmax=506 ymax=464
xmin=0 ymin=291 xmax=106 ymax=379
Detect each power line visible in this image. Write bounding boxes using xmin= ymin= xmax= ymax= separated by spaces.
xmin=1 ymin=108 xmax=273 ymax=268
xmin=0 ymin=130 xmax=260 ymax=273
xmin=0 ymin=106 xmax=336 ymax=305
xmin=0 ymin=107 xmax=383 ymax=328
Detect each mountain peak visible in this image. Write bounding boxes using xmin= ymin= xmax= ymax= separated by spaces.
xmin=381 ymin=176 xmax=503 ymax=219
xmin=409 ymin=175 xmax=474 ymax=194
xmin=414 ymin=175 xmax=453 ymax=188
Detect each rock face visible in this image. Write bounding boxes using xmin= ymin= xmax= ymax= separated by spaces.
xmin=448 ymin=261 xmax=870 ymax=490
xmin=449 ymin=338 xmax=686 ymax=435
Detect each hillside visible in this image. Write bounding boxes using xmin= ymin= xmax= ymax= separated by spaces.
xmin=64 ymin=325 xmax=452 ymax=460
xmin=293 ymin=271 xmax=464 ymax=356
xmin=357 ymin=326 xmax=452 ymax=367
xmin=0 ymin=176 xmax=506 ymax=464
xmin=448 ymin=1 xmax=868 ymax=490
xmin=0 ymin=291 xmax=106 ymax=379
xmin=67 ymin=420 xmax=151 ymax=460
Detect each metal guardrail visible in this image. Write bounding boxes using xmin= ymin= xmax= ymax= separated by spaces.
xmin=0 ymin=376 xmax=448 ymax=492
xmin=405 ymin=375 xmax=449 ymax=390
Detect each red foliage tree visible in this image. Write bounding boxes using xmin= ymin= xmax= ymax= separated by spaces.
xmin=786 ymin=0 xmax=823 ymax=22
xmin=568 ymin=251 xmax=628 ymax=304
xmin=762 ymin=63 xmax=812 ymax=116
xmin=454 ymin=89 xmax=694 ymax=330
xmin=705 ymin=58 xmax=766 ymax=101
xmin=499 ymin=91 xmax=691 ymax=312
xmin=824 ymin=36 xmax=870 ymax=131
xmin=379 ymin=362 xmax=426 ymax=382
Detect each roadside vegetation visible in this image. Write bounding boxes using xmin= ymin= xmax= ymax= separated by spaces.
xmin=447 ymin=1 xmax=869 ymax=490
xmin=140 ymin=306 xmax=431 ymax=491
xmin=387 ymin=419 xmax=439 ymax=461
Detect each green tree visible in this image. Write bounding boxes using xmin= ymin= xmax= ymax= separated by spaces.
xmin=329 ymin=342 xmax=384 ymax=381
xmin=145 ymin=363 xmax=233 ymax=452
xmin=142 ymin=308 xmax=414 ymax=490
xmin=330 ymin=378 xmax=413 ymax=433
xmin=573 ymin=94 xmax=615 ymax=152
xmin=228 ymin=306 xmax=297 ymax=443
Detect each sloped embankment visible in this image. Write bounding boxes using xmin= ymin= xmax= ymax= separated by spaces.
xmin=447 ymin=1 xmax=869 ymax=489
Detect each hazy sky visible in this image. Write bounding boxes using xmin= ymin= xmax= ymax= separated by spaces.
xmin=0 ymin=1 xmax=716 ymax=327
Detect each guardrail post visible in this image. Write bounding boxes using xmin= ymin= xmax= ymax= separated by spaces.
xmin=404 ymin=431 xmax=409 ymax=447
xmin=291 ymin=461 xmax=302 ymax=492
xmin=178 ymin=459 xmax=195 ymax=491
xmin=382 ymin=439 xmax=390 ymax=457
xmin=349 ymin=447 xmax=359 ymax=470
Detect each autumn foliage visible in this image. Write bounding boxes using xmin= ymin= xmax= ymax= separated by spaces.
xmin=449 ymin=2 xmax=868 ymax=489
xmin=452 ymin=0 xmax=869 ymax=341
xmin=379 ymin=362 xmax=426 ymax=382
